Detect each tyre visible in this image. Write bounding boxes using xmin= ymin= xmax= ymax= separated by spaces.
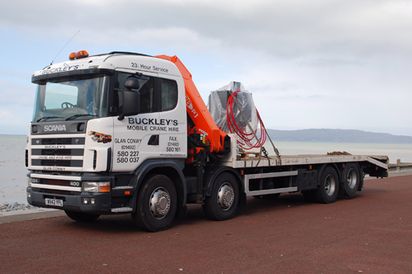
xmin=203 ymin=172 xmax=240 ymax=221
xmin=315 ymin=166 xmax=339 ymax=204
xmin=340 ymin=163 xmax=361 ymax=198
xmin=64 ymin=210 xmax=100 ymax=222
xmin=132 ymin=174 xmax=177 ymax=232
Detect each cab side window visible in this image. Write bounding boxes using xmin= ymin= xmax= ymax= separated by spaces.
xmin=138 ymin=78 xmax=155 ymax=113
xmin=115 ymin=72 xmax=177 ymax=114
xmin=158 ymin=78 xmax=178 ymax=111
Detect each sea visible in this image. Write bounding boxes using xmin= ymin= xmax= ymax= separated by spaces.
xmin=1 ymin=134 xmax=411 ymax=205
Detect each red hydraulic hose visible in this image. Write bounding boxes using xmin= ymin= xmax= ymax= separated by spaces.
xmin=226 ymin=90 xmax=267 ymax=150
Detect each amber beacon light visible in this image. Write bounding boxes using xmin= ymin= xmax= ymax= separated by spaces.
xmin=69 ymin=50 xmax=89 ymax=60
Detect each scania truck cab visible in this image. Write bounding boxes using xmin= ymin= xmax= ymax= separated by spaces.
xmin=27 ymin=51 xmax=388 ymax=231
xmin=27 ymin=51 xmax=193 ymax=229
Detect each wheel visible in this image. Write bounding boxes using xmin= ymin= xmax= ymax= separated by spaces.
xmin=253 ymin=193 xmax=280 ymax=200
xmin=340 ymin=163 xmax=361 ymax=198
xmin=64 ymin=210 xmax=100 ymax=222
xmin=132 ymin=174 xmax=177 ymax=232
xmin=203 ymin=172 xmax=240 ymax=221
xmin=61 ymin=102 xmax=75 ymax=108
xmin=315 ymin=166 xmax=339 ymax=204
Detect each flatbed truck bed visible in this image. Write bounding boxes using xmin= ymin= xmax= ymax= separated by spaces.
xmin=218 ymin=144 xmax=389 ymax=198
xmin=229 ymin=154 xmax=388 ymax=169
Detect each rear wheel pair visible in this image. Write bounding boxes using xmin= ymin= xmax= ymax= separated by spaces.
xmin=303 ymin=164 xmax=361 ymax=203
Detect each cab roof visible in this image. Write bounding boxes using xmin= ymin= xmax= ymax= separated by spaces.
xmin=32 ymin=51 xmax=181 ymax=83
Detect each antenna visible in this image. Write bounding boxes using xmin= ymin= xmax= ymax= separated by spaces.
xmin=50 ymin=30 xmax=80 ymax=65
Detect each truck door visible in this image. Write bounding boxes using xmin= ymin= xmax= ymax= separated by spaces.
xmin=112 ymin=72 xmax=187 ymax=172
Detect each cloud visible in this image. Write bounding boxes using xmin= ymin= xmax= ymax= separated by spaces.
xmin=2 ymin=0 xmax=412 ymax=57
xmin=0 ymin=0 xmax=411 ymax=135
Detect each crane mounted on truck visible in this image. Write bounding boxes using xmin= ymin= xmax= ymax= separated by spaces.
xmin=26 ymin=50 xmax=388 ymax=231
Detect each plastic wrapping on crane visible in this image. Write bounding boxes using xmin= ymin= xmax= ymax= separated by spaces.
xmin=209 ymin=81 xmax=279 ymax=155
xmin=208 ymin=81 xmax=258 ymax=133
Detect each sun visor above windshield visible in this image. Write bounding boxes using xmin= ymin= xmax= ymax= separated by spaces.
xmin=32 ymin=68 xmax=114 ymax=84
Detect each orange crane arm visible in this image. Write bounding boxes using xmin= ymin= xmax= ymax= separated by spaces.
xmin=156 ymin=55 xmax=228 ymax=153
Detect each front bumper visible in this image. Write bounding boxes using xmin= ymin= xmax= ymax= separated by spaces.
xmin=27 ymin=186 xmax=112 ymax=214
xmin=27 ymin=172 xmax=135 ymax=214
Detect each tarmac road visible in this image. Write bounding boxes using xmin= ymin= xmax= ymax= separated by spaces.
xmin=0 ymin=175 xmax=411 ymax=273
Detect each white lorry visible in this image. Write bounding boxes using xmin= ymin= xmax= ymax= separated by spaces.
xmin=26 ymin=50 xmax=388 ymax=231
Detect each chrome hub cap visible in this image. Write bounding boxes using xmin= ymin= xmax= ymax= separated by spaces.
xmin=346 ymin=169 xmax=357 ymax=189
xmin=149 ymin=187 xmax=171 ymax=219
xmin=217 ymin=183 xmax=235 ymax=211
xmin=324 ymin=175 xmax=336 ymax=196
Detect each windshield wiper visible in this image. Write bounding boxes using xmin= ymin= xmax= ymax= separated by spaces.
xmin=36 ymin=116 xmax=62 ymax=122
xmin=65 ymin=114 xmax=98 ymax=121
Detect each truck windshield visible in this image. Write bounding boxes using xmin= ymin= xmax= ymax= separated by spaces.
xmin=32 ymin=76 xmax=108 ymax=122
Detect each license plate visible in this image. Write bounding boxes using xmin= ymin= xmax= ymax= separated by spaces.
xmin=45 ymin=198 xmax=64 ymax=207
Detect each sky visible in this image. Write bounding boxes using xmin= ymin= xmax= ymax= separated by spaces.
xmin=0 ymin=0 xmax=411 ymax=136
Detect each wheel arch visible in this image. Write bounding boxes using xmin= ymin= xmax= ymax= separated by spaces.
xmin=131 ymin=159 xmax=186 ymax=214
xmin=204 ymin=166 xmax=242 ymax=197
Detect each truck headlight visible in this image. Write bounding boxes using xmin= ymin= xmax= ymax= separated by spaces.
xmin=82 ymin=182 xmax=111 ymax=193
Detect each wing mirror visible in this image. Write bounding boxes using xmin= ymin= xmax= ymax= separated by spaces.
xmin=124 ymin=77 xmax=140 ymax=90
xmin=118 ymin=76 xmax=141 ymax=120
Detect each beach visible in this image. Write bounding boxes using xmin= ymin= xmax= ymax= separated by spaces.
xmin=0 ymin=135 xmax=30 ymax=213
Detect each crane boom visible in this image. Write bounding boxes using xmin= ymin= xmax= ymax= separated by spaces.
xmin=156 ymin=55 xmax=228 ymax=153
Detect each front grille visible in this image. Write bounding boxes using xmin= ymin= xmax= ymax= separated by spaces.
xmin=33 ymin=188 xmax=78 ymax=196
xmin=30 ymin=135 xmax=85 ymax=171
xmin=40 ymin=179 xmax=77 ymax=187
xmin=31 ymin=149 xmax=84 ymax=156
xmin=31 ymin=159 xmax=83 ymax=167
xmin=32 ymin=137 xmax=85 ymax=145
